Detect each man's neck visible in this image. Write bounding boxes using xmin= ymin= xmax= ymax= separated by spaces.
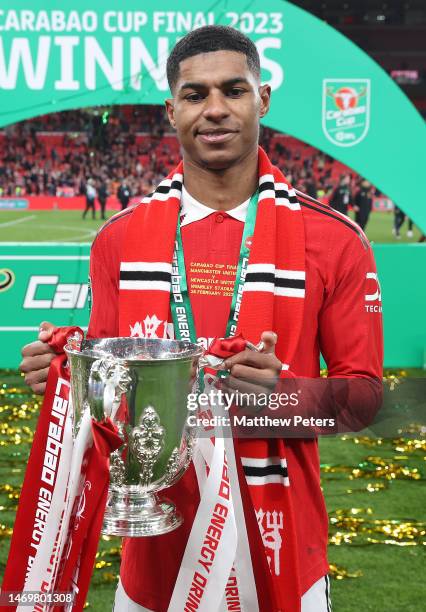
xmin=182 ymin=148 xmax=258 ymax=211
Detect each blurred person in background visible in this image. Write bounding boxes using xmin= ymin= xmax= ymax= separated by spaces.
xmin=329 ymin=174 xmax=351 ymax=215
xmin=393 ymin=205 xmax=414 ymax=239
xmin=98 ymin=178 xmax=109 ymax=220
xmin=82 ymin=178 xmax=96 ymax=220
xmin=354 ymin=179 xmax=373 ymax=230
xmin=117 ymin=180 xmax=131 ymax=210
xmin=304 ymin=172 xmax=317 ymax=199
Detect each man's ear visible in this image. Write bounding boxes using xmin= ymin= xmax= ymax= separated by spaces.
xmin=259 ymin=84 xmax=271 ymax=118
xmin=165 ymin=98 xmax=176 ymax=130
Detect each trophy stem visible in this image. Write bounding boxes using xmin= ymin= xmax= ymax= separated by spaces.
xmin=102 ymin=486 xmax=183 ymax=537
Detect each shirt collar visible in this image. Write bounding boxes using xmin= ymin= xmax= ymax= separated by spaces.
xmin=180 ymin=185 xmax=249 ymax=227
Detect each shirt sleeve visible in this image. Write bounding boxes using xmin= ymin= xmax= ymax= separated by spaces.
xmin=319 ymin=235 xmax=383 ymax=380
xmin=274 ymin=234 xmax=383 ymax=434
xmin=317 ymin=235 xmax=383 ymax=431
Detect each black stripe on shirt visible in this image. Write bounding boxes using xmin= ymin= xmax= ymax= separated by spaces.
xmin=295 ymin=189 xmax=331 ymax=211
xmin=299 ymin=201 xmax=369 ymax=249
xmin=325 ymin=575 xmax=332 ymax=612
xmin=245 ymin=272 xmax=305 ymax=289
xmin=296 ymin=189 xmax=369 ymax=247
xmin=93 ymin=207 xmax=135 ymax=242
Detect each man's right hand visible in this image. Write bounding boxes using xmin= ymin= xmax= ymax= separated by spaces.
xmin=20 ymin=321 xmax=56 ymax=395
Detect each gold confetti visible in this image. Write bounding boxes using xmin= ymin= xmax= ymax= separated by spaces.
xmin=95 ymin=560 xmax=112 ymax=569
xmin=328 ymin=563 xmax=363 ymax=580
xmin=322 ymin=457 xmax=422 ymax=481
xmin=329 ymin=509 xmax=426 ymax=547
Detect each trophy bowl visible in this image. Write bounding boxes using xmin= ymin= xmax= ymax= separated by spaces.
xmin=65 ymin=337 xmax=202 ymax=537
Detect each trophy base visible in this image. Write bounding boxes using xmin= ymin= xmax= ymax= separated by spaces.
xmin=102 ymin=487 xmax=183 ymax=537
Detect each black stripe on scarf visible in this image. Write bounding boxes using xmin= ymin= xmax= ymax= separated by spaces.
xmin=155 ymin=185 xmax=171 ymax=194
xmin=258 ymin=181 xmax=275 ymax=193
xmin=245 ymin=272 xmax=274 ymax=284
xmin=275 ymin=278 xmax=305 ymax=289
xmin=171 ymin=179 xmax=183 ymax=191
xmin=275 ymin=189 xmax=299 ymax=204
xmin=154 ymin=180 xmax=183 ymax=195
xmin=243 ymin=464 xmax=289 ymax=478
xmin=120 ymin=271 xmax=171 ymax=282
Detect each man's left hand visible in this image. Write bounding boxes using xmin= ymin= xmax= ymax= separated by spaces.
xmin=222 ymin=331 xmax=282 ymax=395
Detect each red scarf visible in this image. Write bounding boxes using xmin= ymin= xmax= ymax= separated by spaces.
xmin=119 ymin=147 xmax=306 ymax=612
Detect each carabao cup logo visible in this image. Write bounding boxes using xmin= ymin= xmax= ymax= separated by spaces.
xmin=322 ymin=79 xmax=371 ymax=147
xmin=0 ymin=269 xmax=15 ymax=292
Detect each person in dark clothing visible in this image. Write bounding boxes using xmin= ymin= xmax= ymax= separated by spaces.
xmin=82 ymin=179 xmax=96 ymax=220
xmin=393 ymin=206 xmax=414 ymax=238
xmin=354 ymin=180 xmax=373 ymax=230
xmin=98 ymin=180 xmax=109 ymax=220
xmin=117 ymin=182 xmax=131 ymax=210
xmin=329 ymin=174 xmax=351 ymax=215
xmin=305 ymin=173 xmax=317 ymax=199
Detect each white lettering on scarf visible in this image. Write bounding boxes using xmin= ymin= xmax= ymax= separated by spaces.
xmin=24 ymin=377 xmax=69 ymax=582
xmin=20 ymin=381 xmax=73 ymax=610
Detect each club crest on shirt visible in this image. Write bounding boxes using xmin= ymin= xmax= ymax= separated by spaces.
xmin=256 ymin=508 xmax=284 ymax=576
xmin=130 ymin=315 xmax=174 ymax=339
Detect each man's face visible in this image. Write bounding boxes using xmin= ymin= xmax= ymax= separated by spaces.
xmin=165 ymin=50 xmax=270 ymax=170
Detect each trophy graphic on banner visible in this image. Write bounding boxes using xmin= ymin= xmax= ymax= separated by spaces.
xmin=65 ymin=337 xmax=202 ymax=537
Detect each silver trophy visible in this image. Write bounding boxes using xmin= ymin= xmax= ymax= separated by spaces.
xmin=65 ymin=337 xmax=202 ymax=537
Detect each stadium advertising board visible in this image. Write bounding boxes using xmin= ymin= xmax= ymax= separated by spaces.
xmin=1 ymin=243 xmax=425 ymax=369
xmin=0 ymin=0 xmax=424 ymax=231
xmin=0 ymin=195 xmax=130 ymax=210
xmin=0 ymin=244 xmax=89 ymax=368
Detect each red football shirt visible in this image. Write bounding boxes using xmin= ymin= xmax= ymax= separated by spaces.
xmin=88 ymin=189 xmax=383 ymax=609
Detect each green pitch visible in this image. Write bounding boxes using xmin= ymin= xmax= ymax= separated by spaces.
xmin=0 ymin=209 xmax=423 ymax=244
xmin=0 ymin=209 xmax=114 ymax=243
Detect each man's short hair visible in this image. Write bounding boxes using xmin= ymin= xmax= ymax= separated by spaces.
xmin=166 ymin=25 xmax=261 ymax=92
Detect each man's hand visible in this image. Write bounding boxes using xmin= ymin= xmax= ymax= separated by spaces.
xmin=222 ymin=331 xmax=282 ymax=395
xmin=20 ymin=321 xmax=56 ymax=395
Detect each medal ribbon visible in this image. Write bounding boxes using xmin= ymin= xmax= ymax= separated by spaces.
xmin=170 ymin=191 xmax=258 ymax=343
xmin=168 ymin=193 xmax=260 ymax=611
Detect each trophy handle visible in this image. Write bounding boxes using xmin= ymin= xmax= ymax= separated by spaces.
xmin=88 ymin=358 xmax=132 ymax=422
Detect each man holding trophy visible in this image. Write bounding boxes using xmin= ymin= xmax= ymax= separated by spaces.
xmin=16 ymin=26 xmax=382 ymax=612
